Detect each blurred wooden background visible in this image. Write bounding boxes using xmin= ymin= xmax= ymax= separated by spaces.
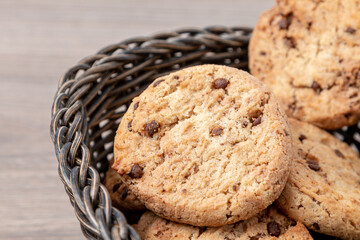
xmin=0 ymin=0 xmax=273 ymax=239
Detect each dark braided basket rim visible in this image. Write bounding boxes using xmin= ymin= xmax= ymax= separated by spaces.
xmin=50 ymin=26 xmax=360 ymax=240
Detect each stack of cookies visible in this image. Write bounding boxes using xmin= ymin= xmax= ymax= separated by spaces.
xmin=106 ymin=1 xmax=360 ymax=239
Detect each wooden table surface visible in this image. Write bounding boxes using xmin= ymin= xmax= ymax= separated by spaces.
xmin=0 ymin=0 xmax=273 ymax=239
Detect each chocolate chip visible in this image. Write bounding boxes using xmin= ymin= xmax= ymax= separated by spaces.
xmin=307 ymin=21 xmax=312 ymax=30
xmin=153 ymin=79 xmax=164 ymax=87
xmin=134 ymin=102 xmax=139 ymax=110
xmin=278 ymin=18 xmax=291 ymax=30
xmin=144 ymin=120 xmax=160 ymax=137
xmin=226 ymin=214 xmax=232 ymax=219
xmin=284 ymin=37 xmax=296 ymax=48
xmin=173 ymin=75 xmax=179 ymax=80
xmin=224 ymin=237 xmax=231 ymax=240
xmin=260 ymin=51 xmax=266 ymax=56
xmin=345 ymin=27 xmax=356 ymax=34
xmin=312 ymin=223 xmax=320 ymax=231
xmin=249 ymin=110 xmax=262 ymax=122
xmin=278 ymin=13 xmax=293 ymax=30
xmin=210 ymin=127 xmax=223 ymax=136
xmin=129 ymin=164 xmax=143 ymax=178
xmin=285 ymin=131 xmax=290 ymax=136
xmin=252 ymin=116 xmax=262 ymax=126
xmin=306 ymin=160 xmax=320 ymax=171
xmin=213 ymin=78 xmax=229 ymax=89
xmin=299 ymin=134 xmax=307 ymax=142
xmin=232 ymin=185 xmax=237 ymax=191
xmin=128 ymin=120 xmax=132 ymax=132
xmin=112 ymin=183 xmax=121 ymax=192
xmin=267 ymin=222 xmax=281 ymax=237
xmin=242 ymin=120 xmax=248 ymax=128
xmin=334 ymin=149 xmax=345 ymax=158
xmin=121 ymin=186 xmax=128 ymax=200
xmin=350 ymin=92 xmax=358 ymax=98
xmin=311 ymin=81 xmax=322 ymax=94
xmin=278 ymin=19 xmax=288 ymax=29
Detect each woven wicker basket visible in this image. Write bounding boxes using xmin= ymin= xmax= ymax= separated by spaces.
xmin=50 ymin=26 xmax=359 ymax=240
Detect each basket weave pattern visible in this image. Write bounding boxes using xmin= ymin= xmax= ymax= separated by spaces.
xmin=50 ymin=26 xmax=360 ymax=240
xmin=50 ymin=26 xmax=252 ymax=240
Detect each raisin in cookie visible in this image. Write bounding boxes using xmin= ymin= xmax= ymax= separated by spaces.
xmin=249 ymin=0 xmax=360 ymax=129
xmin=113 ymin=65 xmax=291 ymax=226
xmin=276 ymin=118 xmax=360 ymax=239
xmin=134 ymin=207 xmax=312 ymax=240
xmin=104 ymin=160 xmax=145 ymax=211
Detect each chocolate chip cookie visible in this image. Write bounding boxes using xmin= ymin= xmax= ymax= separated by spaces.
xmin=104 ymin=160 xmax=145 ymax=211
xmin=113 ymin=65 xmax=292 ymax=226
xmin=249 ymin=0 xmax=360 ymax=129
xmin=276 ymin=118 xmax=360 ymax=239
xmin=134 ymin=206 xmax=313 ymax=240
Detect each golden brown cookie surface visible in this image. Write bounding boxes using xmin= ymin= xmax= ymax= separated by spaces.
xmin=249 ymin=0 xmax=360 ymax=129
xmin=276 ymin=118 xmax=360 ymax=239
xmin=113 ymin=65 xmax=291 ymax=227
xmin=134 ymin=207 xmax=313 ymax=240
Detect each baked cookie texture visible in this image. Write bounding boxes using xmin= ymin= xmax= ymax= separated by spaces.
xmin=104 ymin=160 xmax=145 ymax=211
xmin=276 ymin=118 xmax=360 ymax=239
xmin=113 ymin=65 xmax=292 ymax=226
xmin=133 ymin=207 xmax=313 ymax=240
xmin=249 ymin=0 xmax=360 ymax=129
xmin=132 ymin=211 xmax=158 ymax=240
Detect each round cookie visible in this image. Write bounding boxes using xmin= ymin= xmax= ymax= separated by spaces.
xmin=276 ymin=118 xmax=360 ymax=239
xmin=104 ymin=160 xmax=145 ymax=211
xmin=113 ymin=64 xmax=292 ymax=226
xmin=134 ymin=207 xmax=313 ymax=240
xmin=249 ymin=1 xmax=360 ymax=129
